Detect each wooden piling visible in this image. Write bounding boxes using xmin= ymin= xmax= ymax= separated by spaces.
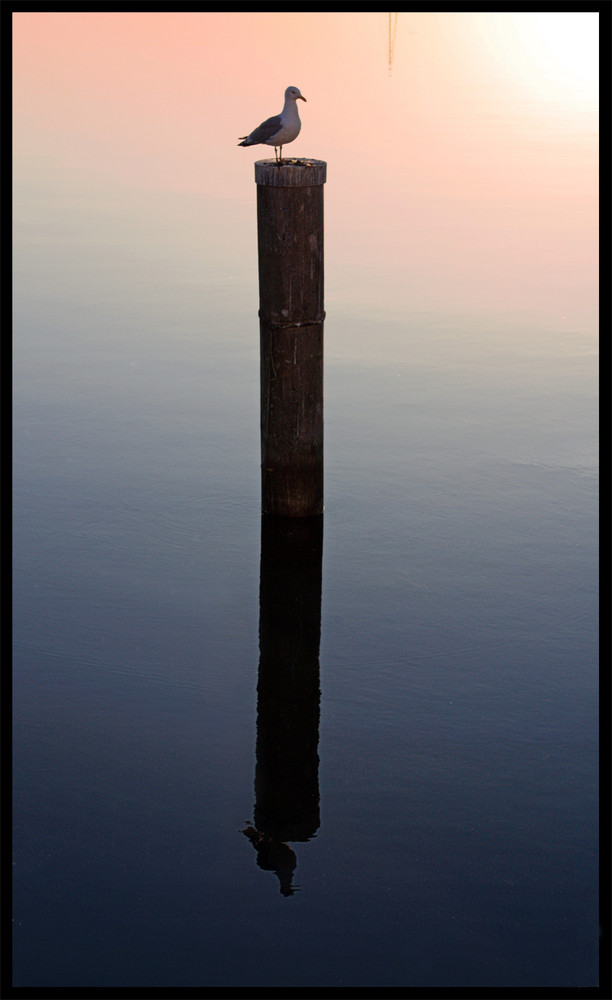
xmin=255 ymin=159 xmax=326 ymax=517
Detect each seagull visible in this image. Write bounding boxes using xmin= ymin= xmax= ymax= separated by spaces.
xmin=238 ymin=86 xmax=306 ymax=163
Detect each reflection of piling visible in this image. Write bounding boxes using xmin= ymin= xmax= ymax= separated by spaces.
xmin=253 ymin=513 xmax=323 ymax=846
xmin=255 ymin=160 xmax=326 ymax=517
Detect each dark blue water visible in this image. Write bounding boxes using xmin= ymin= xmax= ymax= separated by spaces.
xmin=12 ymin=165 xmax=598 ymax=987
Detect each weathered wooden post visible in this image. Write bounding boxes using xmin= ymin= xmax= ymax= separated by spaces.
xmin=255 ymin=159 xmax=326 ymax=517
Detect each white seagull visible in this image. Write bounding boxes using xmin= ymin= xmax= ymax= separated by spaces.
xmin=238 ymin=86 xmax=307 ymax=163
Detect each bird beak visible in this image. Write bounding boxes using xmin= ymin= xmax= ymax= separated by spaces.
xmin=298 ymin=95 xmax=307 ymax=102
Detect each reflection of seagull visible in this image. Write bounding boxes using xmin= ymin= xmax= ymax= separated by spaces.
xmin=238 ymin=86 xmax=307 ymax=163
xmin=242 ymin=825 xmax=299 ymax=896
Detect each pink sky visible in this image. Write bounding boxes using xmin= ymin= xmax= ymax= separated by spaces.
xmin=13 ymin=12 xmax=598 ymax=330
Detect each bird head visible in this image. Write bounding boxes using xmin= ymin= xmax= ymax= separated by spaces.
xmin=286 ymin=86 xmax=307 ymax=102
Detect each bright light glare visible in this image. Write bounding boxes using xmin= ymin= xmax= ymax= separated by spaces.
xmin=473 ymin=12 xmax=599 ymax=112
xmin=507 ymin=13 xmax=598 ymax=103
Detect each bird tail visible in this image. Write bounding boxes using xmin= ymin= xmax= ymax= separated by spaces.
xmin=237 ymin=137 xmax=249 ymax=146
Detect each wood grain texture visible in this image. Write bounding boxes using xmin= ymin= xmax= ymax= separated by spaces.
xmin=257 ymin=162 xmax=326 ymax=516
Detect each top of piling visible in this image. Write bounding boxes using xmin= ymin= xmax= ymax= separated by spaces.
xmin=255 ymin=159 xmax=327 ymax=187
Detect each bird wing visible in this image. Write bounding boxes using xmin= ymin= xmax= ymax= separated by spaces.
xmin=246 ymin=113 xmax=282 ymax=144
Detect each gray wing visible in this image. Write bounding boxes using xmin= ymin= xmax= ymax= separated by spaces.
xmin=247 ymin=113 xmax=282 ymax=144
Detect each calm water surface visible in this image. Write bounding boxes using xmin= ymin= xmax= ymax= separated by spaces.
xmin=12 ymin=12 xmax=598 ymax=989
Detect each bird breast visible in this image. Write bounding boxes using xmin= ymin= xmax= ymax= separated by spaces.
xmin=266 ymin=119 xmax=302 ymax=145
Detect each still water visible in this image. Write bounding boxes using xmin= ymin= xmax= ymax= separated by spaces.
xmin=12 ymin=12 xmax=598 ymax=988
